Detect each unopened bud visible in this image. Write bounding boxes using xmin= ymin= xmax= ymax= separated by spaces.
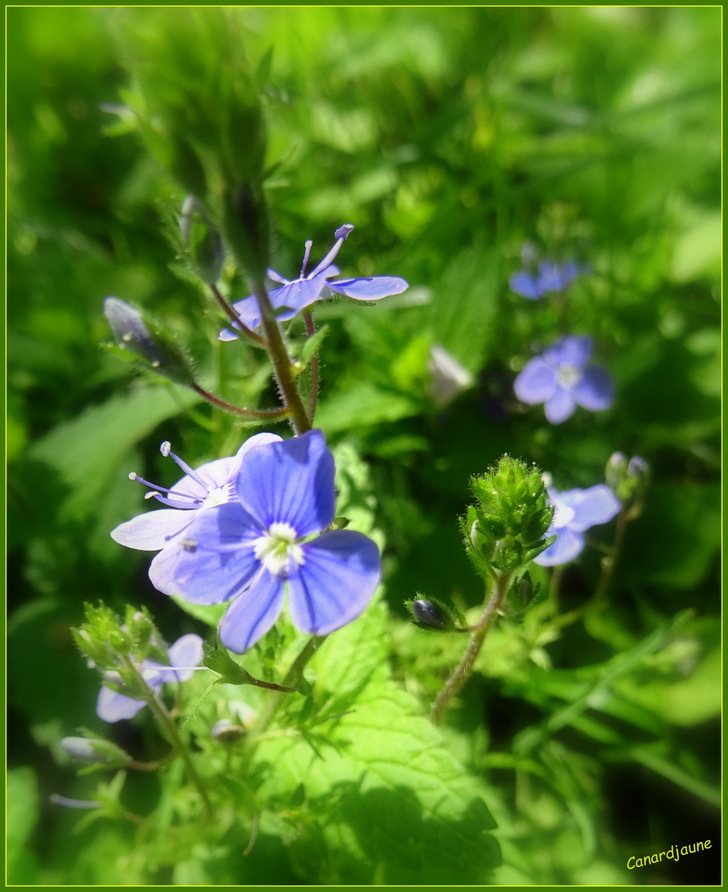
xmin=409 ymin=599 xmax=455 ymax=631
xmin=211 ymin=719 xmax=246 ymax=744
xmin=61 ymin=736 xmax=131 ymax=767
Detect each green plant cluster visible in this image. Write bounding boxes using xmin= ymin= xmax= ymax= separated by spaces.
xmin=7 ymin=6 xmax=720 ymax=886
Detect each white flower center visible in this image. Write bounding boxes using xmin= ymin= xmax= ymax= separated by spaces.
xmin=253 ymin=522 xmax=305 ymax=577
xmin=556 ymin=364 xmax=582 ymax=390
xmin=553 ymin=502 xmax=575 ymax=529
xmin=202 ymin=485 xmax=230 ymax=508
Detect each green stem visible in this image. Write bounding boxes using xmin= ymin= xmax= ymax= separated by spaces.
xmin=121 ymin=657 xmax=213 ymax=818
xmin=144 ymin=690 xmax=214 ymax=818
xmin=303 ymin=312 xmax=320 ymax=424
xmin=430 ymin=571 xmax=512 ymax=725
xmin=252 ymin=281 xmax=312 ymax=435
xmin=191 ymin=382 xmax=290 ymax=421
xmin=249 ymin=636 xmax=324 ymax=738
xmin=211 ymin=283 xmax=268 ymax=348
xmin=548 ymin=507 xmax=630 ymax=634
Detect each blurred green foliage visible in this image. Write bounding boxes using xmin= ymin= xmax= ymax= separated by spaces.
xmin=8 ymin=6 xmax=720 ymax=885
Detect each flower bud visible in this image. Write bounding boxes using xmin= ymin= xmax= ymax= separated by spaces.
xmin=461 ymin=456 xmax=553 ymax=577
xmin=606 ymin=451 xmax=650 ymax=508
xmin=409 ymin=599 xmax=455 ymax=631
xmin=103 ymin=298 xmax=195 ymax=386
xmin=61 ymin=736 xmax=131 ymax=767
xmin=211 ymin=719 xmax=246 ymax=744
xmin=222 ymin=182 xmax=271 ymax=285
xmin=179 ymin=195 xmax=225 ymax=284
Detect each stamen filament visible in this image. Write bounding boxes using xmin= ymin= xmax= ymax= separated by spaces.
xmin=309 ymin=224 xmax=354 ymax=278
xmin=300 ymin=240 xmax=313 ymax=276
xmin=160 ymin=441 xmax=210 ymax=489
xmin=128 ymin=473 xmax=203 ymax=507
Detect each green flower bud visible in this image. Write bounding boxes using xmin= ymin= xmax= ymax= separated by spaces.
xmin=461 ymin=456 xmax=553 ymax=578
xmin=179 ymin=195 xmax=225 ymax=284
xmin=103 ymin=297 xmax=196 ymax=386
xmin=221 ymin=181 xmax=271 ymax=285
xmin=606 ymin=451 xmax=650 ymax=509
xmin=61 ymin=736 xmax=132 ymax=767
xmin=211 ymin=719 xmax=246 ymax=744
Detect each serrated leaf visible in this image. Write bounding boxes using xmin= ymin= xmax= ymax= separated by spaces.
xmin=253 ymin=600 xmax=500 ymax=883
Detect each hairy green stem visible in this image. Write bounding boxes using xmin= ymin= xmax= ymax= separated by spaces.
xmin=252 ymin=281 xmax=312 ymax=435
xmin=191 ymin=382 xmax=290 ymax=421
xmin=303 ymin=312 xmax=320 ymax=424
xmin=431 ymin=571 xmax=512 ymax=725
xmin=210 ymin=283 xmax=268 ymax=348
xmin=249 ymin=636 xmax=324 ymax=738
xmin=121 ymin=657 xmax=213 ymax=818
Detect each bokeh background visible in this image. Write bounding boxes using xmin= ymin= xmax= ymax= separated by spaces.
xmin=8 ymin=6 xmax=720 ymax=885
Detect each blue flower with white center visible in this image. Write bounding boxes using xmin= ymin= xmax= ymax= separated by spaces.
xmin=219 ymin=224 xmax=409 ymax=337
xmin=97 ymin=633 xmax=204 ymax=722
xmin=510 ymin=259 xmax=581 ymax=300
xmin=535 ymin=484 xmax=621 ymax=567
xmin=514 ymin=335 xmax=614 ymax=424
xmin=110 ymin=433 xmax=280 ymax=560
xmin=148 ymin=430 xmax=381 ymax=654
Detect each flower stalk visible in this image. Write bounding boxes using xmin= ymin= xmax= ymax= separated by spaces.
xmin=430 ymin=571 xmax=512 ymax=725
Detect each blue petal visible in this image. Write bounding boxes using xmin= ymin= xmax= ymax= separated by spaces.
xmin=510 ymin=270 xmax=544 ymax=300
xmin=326 ymin=275 xmax=409 ymax=301
xmin=218 ymin=569 xmax=284 ymax=653
xmin=566 ymin=485 xmax=621 ymax=532
xmin=537 ymin=260 xmax=580 ymax=293
xmin=151 ymin=504 xmax=261 ymax=603
xmin=111 ymin=510 xmax=195 ymax=551
xmin=288 ymin=530 xmax=381 ymax=635
xmin=236 ymin=430 xmax=335 ymax=537
xmin=544 ymin=388 xmax=577 ymax=423
xmin=96 ymin=686 xmax=147 ymax=723
xmin=573 ymin=366 xmax=614 ymax=412
xmin=544 ymin=335 xmax=593 ymax=369
xmin=534 ymin=526 xmax=584 ymax=567
xmin=514 ymin=358 xmax=557 ymax=404
xmin=164 ymin=633 xmax=204 ymax=681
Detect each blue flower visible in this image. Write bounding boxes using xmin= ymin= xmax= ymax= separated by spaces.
xmin=219 ymin=224 xmax=409 ymax=337
xmin=514 ymin=335 xmax=614 ymax=424
xmin=535 ymin=484 xmax=621 ymax=567
xmin=97 ymin=633 xmax=204 ymax=722
xmin=510 ymin=260 xmax=581 ymax=300
xmin=111 ymin=433 xmax=280 ymax=558
xmin=148 ymin=430 xmax=381 ymax=654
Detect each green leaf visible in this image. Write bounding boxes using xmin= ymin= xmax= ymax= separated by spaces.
xmin=7 ymin=768 xmax=40 ymax=884
xmin=26 ymin=384 xmax=201 ymax=522
xmin=252 ymin=601 xmax=500 ymax=883
xmin=170 ymin=594 xmax=227 ymax=629
xmin=300 ymin=323 xmax=330 ymax=366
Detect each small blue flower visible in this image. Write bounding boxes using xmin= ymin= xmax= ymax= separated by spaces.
xmin=514 ymin=335 xmax=614 ymax=424
xmin=97 ymin=633 xmax=204 ymax=722
xmin=148 ymin=430 xmax=381 ymax=654
xmin=535 ymin=484 xmax=621 ymax=567
xmin=510 ymin=260 xmax=581 ymax=300
xmin=111 ymin=433 xmax=280 ymax=554
xmin=219 ymin=224 xmax=409 ymax=337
